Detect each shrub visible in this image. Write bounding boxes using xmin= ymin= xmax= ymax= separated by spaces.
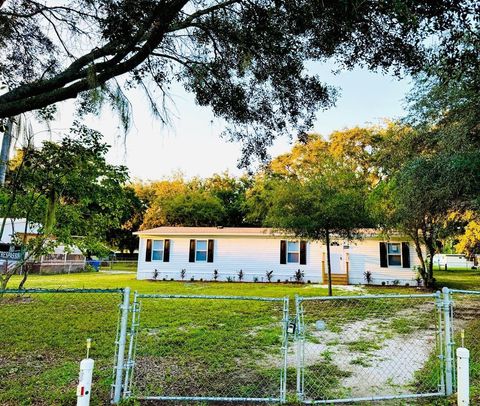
xmin=213 ymin=269 xmax=219 ymax=281
xmin=294 ymin=269 xmax=304 ymax=283
xmin=238 ymin=269 xmax=244 ymax=281
xmin=190 ymin=277 xmax=195 ymax=282
xmin=153 ymin=269 xmax=159 ymax=280
xmin=253 ymin=277 xmax=259 ymax=283
xmin=277 ymin=279 xmax=281 ymax=283
xmin=266 ymin=270 xmax=274 ymax=282
xmin=392 ymin=279 xmax=400 ymax=286
xmin=381 ymin=281 xmax=386 ymax=286
xmin=363 ymin=271 xmax=372 ymax=285
xmin=180 ymin=269 xmax=186 ymax=280
xmin=226 ymin=276 xmax=234 ymax=282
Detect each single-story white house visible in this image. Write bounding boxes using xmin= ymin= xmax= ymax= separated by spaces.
xmin=134 ymin=227 xmax=423 ymax=285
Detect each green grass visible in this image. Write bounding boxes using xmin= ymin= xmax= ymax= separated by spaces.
xmin=1 ymin=269 xmax=480 ymax=405
xmin=434 ymin=267 xmax=480 ymax=290
xmin=2 ymin=272 xmax=334 ymax=405
xmin=99 ymin=262 xmax=137 ymax=272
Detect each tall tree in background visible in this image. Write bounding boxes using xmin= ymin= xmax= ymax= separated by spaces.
xmin=369 ymin=29 xmax=480 ymax=286
xmin=106 ymin=186 xmax=145 ymax=254
xmin=265 ymin=157 xmax=371 ymax=295
xmin=369 ymin=153 xmax=480 ymax=287
xmin=0 ymin=1 xmax=477 ymax=164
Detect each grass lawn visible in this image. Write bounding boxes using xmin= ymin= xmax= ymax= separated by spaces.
xmin=1 ymin=269 xmax=479 ymax=405
xmin=434 ymin=267 xmax=480 ymax=290
xmin=99 ymin=262 xmax=137 ymax=272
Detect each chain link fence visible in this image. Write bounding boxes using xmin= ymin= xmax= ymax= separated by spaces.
xmin=2 ymin=287 xmax=478 ymax=405
xmin=0 ymin=288 xmax=125 ymax=405
xmin=450 ymin=289 xmax=480 ymax=402
xmin=123 ymin=294 xmax=289 ymax=403
xmin=295 ymin=293 xmax=444 ymax=403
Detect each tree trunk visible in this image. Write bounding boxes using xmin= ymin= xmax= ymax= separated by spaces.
xmin=325 ymin=229 xmax=333 ymax=296
xmin=410 ymin=230 xmax=427 ymax=282
xmin=44 ymin=189 xmax=57 ymax=235
xmin=0 ymin=117 xmax=13 ymax=186
xmin=423 ymin=230 xmax=436 ymax=288
xmin=17 ymin=262 xmax=29 ymax=290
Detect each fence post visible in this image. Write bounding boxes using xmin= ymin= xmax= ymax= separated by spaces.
xmin=112 ymin=287 xmax=130 ymax=404
xmin=280 ymin=297 xmax=289 ymax=403
xmin=123 ymin=291 xmax=139 ymax=398
xmin=295 ymin=295 xmax=304 ymax=402
xmin=443 ymin=287 xmax=454 ymax=396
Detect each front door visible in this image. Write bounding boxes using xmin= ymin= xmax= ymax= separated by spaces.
xmin=329 ymin=246 xmax=344 ymax=274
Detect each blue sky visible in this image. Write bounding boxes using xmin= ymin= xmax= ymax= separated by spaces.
xmin=36 ymin=63 xmax=411 ymax=181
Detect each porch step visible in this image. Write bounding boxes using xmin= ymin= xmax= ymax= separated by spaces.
xmin=322 ymin=274 xmax=349 ymax=285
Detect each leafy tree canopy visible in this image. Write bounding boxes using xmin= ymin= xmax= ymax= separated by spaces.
xmin=3 ymin=124 xmax=130 ymax=254
xmin=0 ymin=0 xmax=478 ymax=164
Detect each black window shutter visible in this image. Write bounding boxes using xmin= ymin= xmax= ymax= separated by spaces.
xmin=207 ymin=239 xmax=214 ymax=263
xmin=280 ymin=240 xmax=287 ymax=264
xmin=145 ymin=239 xmax=152 ymax=262
xmin=300 ymin=240 xmax=307 ymax=265
xmin=379 ymin=242 xmax=388 ymax=268
xmin=401 ymin=242 xmax=410 ymax=268
xmin=189 ymin=239 xmax=196 ymax=262
xmin=163 ymin=239 xmax=170 ymax=262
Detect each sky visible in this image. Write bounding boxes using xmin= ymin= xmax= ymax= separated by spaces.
xmin=31 ymin=63 xmax=412 ymax=181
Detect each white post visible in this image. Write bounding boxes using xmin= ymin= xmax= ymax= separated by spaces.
xmin=457 ymin=347 xmax=470 ymax=405
xmin=77 ymin=358 xmax=95 ymax=406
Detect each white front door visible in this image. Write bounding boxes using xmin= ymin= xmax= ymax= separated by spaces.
xmin=329 ymin=246 xmax=344 ymax=274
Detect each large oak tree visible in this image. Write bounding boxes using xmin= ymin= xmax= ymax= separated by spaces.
xmin=0 ymin=0 xmax=478 ymax=163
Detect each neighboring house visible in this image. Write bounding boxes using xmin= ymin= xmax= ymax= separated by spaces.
xmin=0 ymin=218 xmax=86 ymax=274
xmin=0 ymin=218 xmax=39 ymax=245
xmin=134 ymin=227 xmax=423 ymax=285
xmin=433 ymin=254 xmax=477 ymax=269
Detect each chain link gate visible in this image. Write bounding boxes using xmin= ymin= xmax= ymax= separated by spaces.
xmin=449 ymin=288 xmax=480 ymax=399
xmin=123 ymin=293 xmax=289 ymax=403
xmin=295 ymin=293 xmax=445 ymax=404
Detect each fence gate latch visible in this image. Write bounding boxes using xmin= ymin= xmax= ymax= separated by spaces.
xmin=287 ymin=319 xmax=296 ymax=335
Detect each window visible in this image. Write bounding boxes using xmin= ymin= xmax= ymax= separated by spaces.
xmin=387 ymin=243 xmax=401 ymax=266
xmin=152 ymin=240 xmax=164 ymax=261
xmin=195 ymin=240 xmax=208 ymax=262
xmin=287 ymin=241 xmax=300 ymax=263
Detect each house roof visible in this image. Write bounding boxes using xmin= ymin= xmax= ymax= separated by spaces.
xmin=134 ymin=226 xmax=394 ymax=239
xmin=134 ymin=226 xmax=280 ymax=237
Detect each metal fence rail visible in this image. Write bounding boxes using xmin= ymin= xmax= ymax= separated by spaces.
xmin=295 ymin=293 xmax=444 ymax=404
xmin=123 ymin=293 xmax=289 ymax=403
xmin=0 ymin=288 xmax=125 ymax=405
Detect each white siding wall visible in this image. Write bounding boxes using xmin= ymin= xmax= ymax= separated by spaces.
xmin=137 ymin=236 xmax=323 ymax=282
xmin=137 ymin=235 xmax=420 ymax=285
xmin=348 ymin=240 xmax=420 ymax=285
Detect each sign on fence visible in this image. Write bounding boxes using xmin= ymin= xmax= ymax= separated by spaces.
xmin=0 ymin=243 xmax=22 ymax=260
